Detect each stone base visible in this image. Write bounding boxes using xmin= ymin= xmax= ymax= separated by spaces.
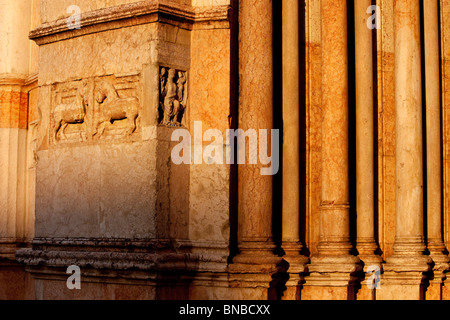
xmin=11 ymin=238 xmax=296 ymax=300
xmin=14 ymin=238 xmax=233 ymax=300
xmin=301 ymin=254 xmax=363 ymax=300
xmin=301 ymin=268 xmax=362 ymax=301
xmin=426 ymin=281 xmax=443 ymax=300
xmin=0 ymin=259 xmax=35 ymax=300
xmin=426 ymin=252 xmax=450 ymax=300
xmin=356 ymin=256 xmax=382 ymax=300
xmin=377 ymin=253 xmax=432 ymax=300
xmin=376 ymin=283 xmax=425 ymax=300
xmin=377 ymin=272 xmax=428 ymax=300
xmin=228 ymin=251 xmax=289 ymax=300
xmin=280 ymin=254 xmax=308 ymax=301
xmin=301 ymin=284 xmax=357 ymax=300
xmin=32 ymin=275 xmax=158 ymax=300
xmin=282 ymin=285 xmax=301 ymax=300
xmin=357 ymin=284 xmax=376 ymax=300
xmin=190 ymin=254 xmax=290 ymax=300
xmin=440 ymin=278 xmax=450 ymax=300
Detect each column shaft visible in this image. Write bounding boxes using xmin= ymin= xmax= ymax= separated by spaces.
xmin=282 ymin=0 xmax=301 ymax=250
xmin=317 ymin=0 xmax=352 ymax=256
xmin=281 ymin=0 xmax=308 ymax=300
xmin=424 ymin=0 xmax=449 ymax=272
xmin=237 ymin=0 xmax=274 ymax=253
xmin=382 ymin=0 xmax=432 ymax=280
xmin=229 ymin=1 xmax=287 ymax=299
xmin=392 ymin=0 xmax=426 ymax=255
xmin=379 ymin=1 xmax=432 ymax=300
xmin=355 ymin=0 xmax=381 ymax=263
xmin=302 ymin=1 xmax=361 ymax=300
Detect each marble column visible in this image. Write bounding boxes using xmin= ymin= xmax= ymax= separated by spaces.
xmin=229 ymin=0 xmax=286 ymax=299
xmin=281 ymin=0 xmax=308 ymax=300
xmin=355 ymin=0 xmax=382 ymax=278
xmin=302 ymin=0 xmax=361 ymax=300
xmin=424 ymin=0 xmax=449 ymax=298
xmin=0 ymin=0 xmax=32 ymax=259
xmin=380 ymin=0 xmax=432 ymax=300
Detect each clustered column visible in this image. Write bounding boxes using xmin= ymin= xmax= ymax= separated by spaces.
xmin=315 ymin=0 xmax=355 ymax=260
xmin=380 ymin=0 xmax=432 ymax=300
xmin=230 ymin=0 xmax=285 ymax=298
xmin=303 ymin=0 xmax=361 ymax=300
xmin=0 ymin=0 xmax=32 ymax=259
xmin=234 ymin=0 xmax=450 ymax=300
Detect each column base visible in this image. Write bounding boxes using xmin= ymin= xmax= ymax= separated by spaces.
xmin=384 ymin=253 xmax=432 ymax=272
xmin=377 ymin=271 xmax=429 ymax=300
xmin=441 ymin=277 xmax=450 ymax=300
xmin=301 ymin=255 xmax=363 ymax=300
xmin=281 ymin=254 xmax=309 ymax=300
xmin=427 ymin=249 xmax=450 ymax=300
xmin=377 ymin=254 xmax=432 ymax=300
xmin=426 ymin=280 xmax=443 ymax=300
xmin=280 ymin=242 xmax=309 ymax=300
xmin=429 ymin=249 xmax=450 ymax=281
xmin=229 ymin=242 xmax=289 ymax=300
xmin=357 ymin=254 xmax=383 ymax=300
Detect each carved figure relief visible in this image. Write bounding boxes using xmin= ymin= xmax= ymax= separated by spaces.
xmin=159 ymin=67 xmax=187 ymax=127
xmin=50 ymin=75 xmax=141 ymax=144
xmin=28 ymin=107 xmax=42 ymax=169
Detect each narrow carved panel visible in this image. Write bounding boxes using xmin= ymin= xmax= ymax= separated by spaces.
xmin=50 ymin=74 xmax=141 ymax=145
xmin=159 ymin=66 xmax=188 ymax=127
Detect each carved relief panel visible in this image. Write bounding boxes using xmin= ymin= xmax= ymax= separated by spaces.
xmin=159 ymin=67 xmax=188 ymax=127
xmin=50 ymin=74 xmax=141 ymax=144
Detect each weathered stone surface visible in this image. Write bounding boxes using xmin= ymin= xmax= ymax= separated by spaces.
xmin=3 ymin=0 xmax=450 ymax=301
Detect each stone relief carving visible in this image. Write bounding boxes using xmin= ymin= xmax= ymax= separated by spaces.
xmin=51 ymin=75 xmax=141 ymax=144
xmin=93 ymin=80 xmax=139 ymax=138
xmin=28 ymin=107 xmax=42 ymax=169
xmin=52 ymin=80 xmax=89 ymax=142
xmin=159 ymin=67 xmax=187 ymax=127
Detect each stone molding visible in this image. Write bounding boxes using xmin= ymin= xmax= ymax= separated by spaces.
xmin=16 ymin=238 xmax=229 ymax=273
xmin=0 ymin=73 xmax=38 ymax=92
xmin=30 ymin=1 xmax=231 ymax=45
xmin=0 ymin=238 xmax=28 ymax=260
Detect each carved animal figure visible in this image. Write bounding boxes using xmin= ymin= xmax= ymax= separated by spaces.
xmin=93 ymin=81 xmax=139 ymax=138
xmin=53 ymin=82 xmax=89 ymax=141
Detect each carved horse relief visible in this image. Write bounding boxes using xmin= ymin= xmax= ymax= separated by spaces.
xmin=50 ymin=75 xmax=141 ymax=144
xmin=52 ymin=81 xmax=89 ymax=142
xmin=93 ymin=80 xmax=140 ymax=138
